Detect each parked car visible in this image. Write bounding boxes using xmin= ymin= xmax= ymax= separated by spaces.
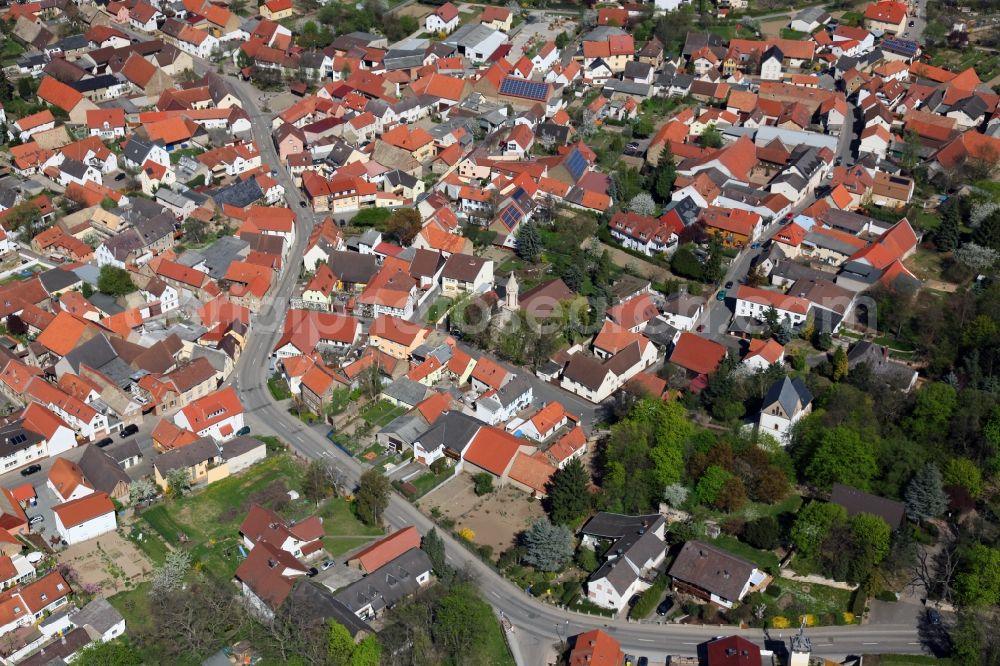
xmin=656 ymin=597 xmax=674 ymax=616
xmin=927 ymin=608 xmax=941 ymax=625
xmin=725 ymin=281 xmax=733 ymax=289
xmin=625 ymin=656 xmax=635 ymax=666
xmin=298 ymin=200 xmax=307 ymax=208
xmin=321 ymin=559 xmax=335 ymax=570
xmin=120 ymin=424 xmax=139 ymax=438
xmin=20 ymin=464 xmax=41 ymax=476
xmin=95 ymin=437 xmax=114 ymax=448
xmin=638 ymin=658 xmax=649 ymax=666
xmin=716 ymin=290 xmax=726 ymax=301
xmin=236 ymin=426 xmax=251 ymax=437
xmin=28 ymin=515 xmax=43 ymax=526
xmin=307 ymin=567 xmax=319 ymax=577
xmin=696 ymin=324 xmax=705 ymax=332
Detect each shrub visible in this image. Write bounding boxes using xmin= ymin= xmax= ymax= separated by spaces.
xmin=457 ymin=527 xmax=475 ymax=541
xmin=430 ymin=458 xmax=448 ymax=475
xmin=875 ymin=590 xmax=897 ymax=602
xmin=630 ymin=578 xmax=667 ymax=619
xmin=561 ymin=580 xmax=582 ymax=604
xmin=576 ymin=548 xmax=599 ymax=572
xmin=743 ymin=516 xmax=781 ymax=550
xmin=473 ymin=472 xmax=494 ymax=496
xmin=765 ymin=584 xmax=782 ymax=598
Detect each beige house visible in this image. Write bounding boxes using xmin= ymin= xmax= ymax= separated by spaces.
xmin=870 ymin=171 xmax=914 ymax=209
xmin=153 ymin=437 xmax=228 ymax=491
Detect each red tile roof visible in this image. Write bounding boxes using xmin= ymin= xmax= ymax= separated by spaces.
xmin=463 ymin=426 xmax=525 ymax=476
xmin=569 ymin=629 xmax=623 ymax=666
xmin=37 ymin=77 xmax=83 ymax=113
xmin=670 ymin=332 xmax=727 ymax=375
xmin=178 ymin=386 xmax=244 ymax=431
xmin=348 ymin=526 xmax=420 ymax=572
xmin=53 ymin=491 xmax=114 ymax=529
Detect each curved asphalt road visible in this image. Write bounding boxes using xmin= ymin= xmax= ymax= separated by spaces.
xmin=164 ymin=50 xmax=929 ymax=663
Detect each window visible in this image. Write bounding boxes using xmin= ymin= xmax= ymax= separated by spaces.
xmin=40 ymin=593 xmax=47 ymax=601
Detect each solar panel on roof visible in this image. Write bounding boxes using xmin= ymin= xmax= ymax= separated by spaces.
xmin=565 ymin=148 xmax=587 ymax=181
xmin=499 ymin=77 xmax=549 ymax=101
xmin=500 ymin=204 xmax=522 ymax=231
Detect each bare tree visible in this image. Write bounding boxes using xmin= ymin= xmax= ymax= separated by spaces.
xmin=909 ymin=542 xmax=961 ymax=605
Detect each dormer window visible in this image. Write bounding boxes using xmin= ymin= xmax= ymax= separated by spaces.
xmin=40 ymin=593 xmax=47 ymax=601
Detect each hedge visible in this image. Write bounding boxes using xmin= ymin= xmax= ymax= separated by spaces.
xmin=630 ymin=577 xmax=668 ymax=619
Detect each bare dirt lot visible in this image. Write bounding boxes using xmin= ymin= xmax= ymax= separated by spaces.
xmin=59 ymin=531 xmax=154 ymax=596
xmin=422 ymin=474 xmax=545 ymax=555
xmin=395 ymin=2 xmax=434 ymax=20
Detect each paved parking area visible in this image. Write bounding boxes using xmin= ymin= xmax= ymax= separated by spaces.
xmin=23 ymin=470 xmax=65 ymax=549
xmin=318 ymin=561 xmax=365 ymax=593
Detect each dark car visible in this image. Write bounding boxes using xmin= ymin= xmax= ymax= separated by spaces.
xmin=927 ymin=608 xmax=941 ymax=625
xmin=115 ymin=173 xmax=126 ymax=181
xmin=298 ymin=200 xmax=307 ymax=208
xmin=909 ymin=20 xmax=915 ymax=26
xmin=21 ymin=464 xmax=41 ymax=476
xmin=120 ymin=424 xmax=139 ymax=439
xmin=307 ymin=567 xmax=319 ymax=577
xmin=236 ymin=426 xmax=251 ymax=437
xmin=95 ymin=437 xmax=114 ymax=448
xmin=725 ymin=281 xmax=734 ymax=289
xmin=656 ymin=597 xmax=674 ymax=616
xmin=638 ymin=658 xmax=649 ymax=666
xmin=627 ymin=594 xmax=641 ymax=608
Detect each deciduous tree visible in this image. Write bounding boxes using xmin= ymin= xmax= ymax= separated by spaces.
xmin=955 ymin=545 xmax=1000 ymax=607
xmin=791 ymin=501 xmax=847 ymax=557
xmin=804 ymin=426 xmax=877 ymax=490
xmin=355 ymin=470 xmax=389 ymax=526
xmin=98 ymin=265 xmax=137 ymax=296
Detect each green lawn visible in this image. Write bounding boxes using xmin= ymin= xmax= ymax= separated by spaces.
xmin=776 ymin=578 xmax=854 ymax=618
xmin=0 ymin=39 xmax=24 ymax=66
xmin=496 ymin=257 xmax=526 ymax=276
xmin=267 ymin=374 xmax=292 ymax=400
xmin=425 ymin=296 xmax=454 ymax=324
xmin=139 ymin=455 xmax=307 ymax=582
xmin=362 ymin=400 xmax=408 ymax=427
xmin=863 ymin=657 xmax=952 ymax=666
xmin=127 ymin=525 xmax=170 ymax=565
xmin=394 ymin=470 xmax=450 ymax=499
xmin=711 ymin=535 xmax=781 ymax=571
xmin=169 ymin=147 xmax=204 ymax=164
xmin=319 ymin=498 xmax=383 ymax=557
xmin=780 ymin=28 xmax=807 ymax=39
xmin=108 ymin=584 xmax=153 ymax=635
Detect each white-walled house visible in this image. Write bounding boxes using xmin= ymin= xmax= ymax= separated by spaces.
xmin=734 ymin=285 xmax=810 ymax=326
xmin=426 ymin=2 xmax=460 ymax=34
xmin=758 ymin=376 xmax=812 ymax=444
xmin=474 ymin=375 xmax=533 ymax=425
xmin=582 ymin=513 xmax=668 ymax=611
xmin=53 ymin=492 xmax=117 ymax=545
xmin=47 ymin=458 xmax=94 ymax=503
xmin=173 ymin=386 xmax=245 ymax=442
